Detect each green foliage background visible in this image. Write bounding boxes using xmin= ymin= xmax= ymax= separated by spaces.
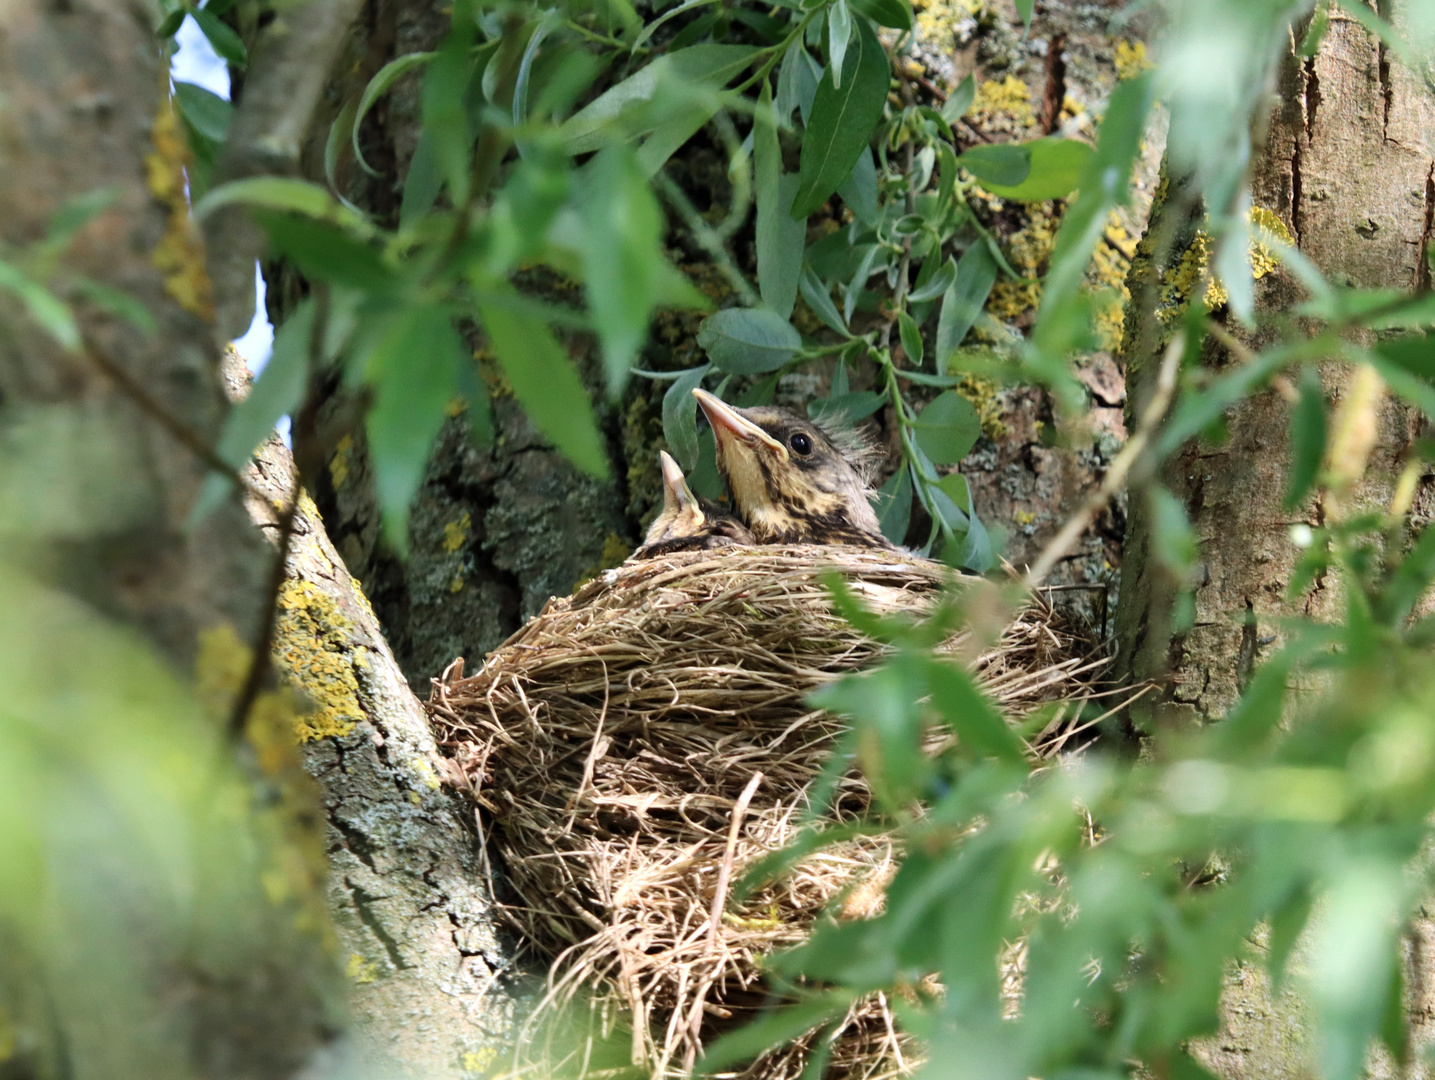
xmin=5 ymin=0 xmax=1435 ymax=1077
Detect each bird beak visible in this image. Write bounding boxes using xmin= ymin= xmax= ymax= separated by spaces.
xmin=692 ymin=389 xmax=788 ymax=459
xmin=658 ymin=450 xmax=702 ymax=517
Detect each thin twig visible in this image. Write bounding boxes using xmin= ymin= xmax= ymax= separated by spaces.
xmin=708 ymin=771 xmax=764 ymax=949
xmin=228 ymin=474 xmax=301 ymax=737
xmin=83 ymin=343 xmax=264 ymax=500
xmin=654 ymin=170 xmax=760 ymax=307
xmin=1021 ymin=330 xmax=1185 ymax=591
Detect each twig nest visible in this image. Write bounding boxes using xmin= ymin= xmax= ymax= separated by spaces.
xmin=427 ymin=545 xmax=1108 ymax=1079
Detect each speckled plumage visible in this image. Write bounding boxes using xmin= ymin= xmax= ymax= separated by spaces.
xmin=692 ymin=390 xmax=896 ymax=549
xmin=632 ymin=451 xmax=753 ymax=559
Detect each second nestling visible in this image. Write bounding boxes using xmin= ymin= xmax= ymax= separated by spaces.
xmin=632 ymin=388 xmax=898 ymax=559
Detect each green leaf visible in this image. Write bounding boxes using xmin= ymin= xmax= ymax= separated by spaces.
xmin=583 ymin=145 xmax=662 ymax=395
xmin=816 ymin=390 xmax=886 ymax=423
xmin=0 ymin=261 xmax=79 ymax=351
xmin=941 ymin=73 xmax=976 ymax=122
xmin=251 ymin=212 xmax=395 ymax=293
xmin=353 ymin=52 xmax=436 ymax=177
xmin=700 ymin=990 xmax=859 ymax=1074
xmin=155 ymin=7 xmax=186 ymax=38
xmin=173 ymin=81 xmax=232 ymax=143
xmin=800 ymin=265 xmax=848 ymax=333
xmin=477 ymin=299 xmax=610 ymax=480
xmin=1285 ymin=367 xmax=1326 ymax=509
xmin=43 ymin=187 xmax=124 ymax=250
xmin=632 ymin=0 xmax=721 ymax=52
xmin=230 ymin=301 xmax=315 ymax=469
xmin=637 ymin=100 xmax=720 ymax=176
xmin=836 ymin=146 xmax=878 ymax=225
xmin=956 ymin=142 xmax=1030 ymax=188
xmin=827 ymin=0 xmax=853 ymax=88
xmin=791 ymin=19 xmax=890 ymax=219
xmin=1149 ymin=486 xmax=1197 ymax=575
xmin=912 ymin=392 xmax=980 ymax=464
xmin=359 ymin=306 xmax=467 ymax=548
xmin=651 ymin=258 xmax=715 ymax=311
xmin=898 ymin=312 xmax=923 ymax=367
xmin=907 ymin=257 xmax=956 ymax=303
xmin=924 ymin=658 xmax=1025 ymax=761
xmin=400 ymin=129 xmax=443 ymax=227
xmin=1039 ymin=71 xmax=1155 ymax=322
xmin=193 ymin=177 xmax=372 ymax=233
xmin=562 ymin=45 xmax=760 ymax=155
xmin=978 ymin=137 xmax=1093 ymax=202
xmin=422 ymin=30 xmax=479 ymax=208
xmin=934 ymin=244 xmax=996 ymax=367
xmin=1013 ymin=0 xmax=1033 ymax=24
xmin=877 ymin=464 xmax=912 ymax=545
xmin=662 ymin=365 xmax=711 ymax=470
xmin=192 ymin=8 xmax=246 ymax=66
xmin=897 ymin=368 xmax=962 ymax=387
xmin=69 ymin=278 xmax=156 ymax=334
xmin=697 ymin=308 xmax=801 ymax=374
xmin=755 ymin=88 xmax=806 ymax=320
xmin=849 ymin=0 xmax=912 ymax=30
xmin=776 ymin=39 xmax=819 ymax=125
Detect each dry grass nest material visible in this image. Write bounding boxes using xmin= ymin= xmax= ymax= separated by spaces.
xmin=427 ymin=545 xmax=1116 ymax=1080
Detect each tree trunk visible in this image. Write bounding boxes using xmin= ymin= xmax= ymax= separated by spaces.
xmin=1114 ymin=9 xmax=1435 ymax=1075
xmin=0 ymin=2 xmax=335 ymax=1076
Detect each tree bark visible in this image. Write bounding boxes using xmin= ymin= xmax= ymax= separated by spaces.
xmin=1114 ymin=10 xmax=1435 ymax=1076
xmin=0 ymin=2 xmax=334 ymax=1077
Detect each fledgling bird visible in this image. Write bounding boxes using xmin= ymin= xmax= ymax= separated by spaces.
xmin=631 ymin=450 xmax=754 ymax=559
xmin=691 ymin=388 xmax=896 ymax=549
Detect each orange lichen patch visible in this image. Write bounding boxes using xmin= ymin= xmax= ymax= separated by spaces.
xmin=146 ymin=95 xmax=213 ymax=320
xmin=273 ymin=580 xmax=367 ymax=741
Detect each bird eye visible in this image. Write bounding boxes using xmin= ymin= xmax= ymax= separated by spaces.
xmin=789 ymin=432 xmax=813 ymax=455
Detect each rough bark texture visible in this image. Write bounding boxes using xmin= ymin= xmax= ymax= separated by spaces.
xmin=241 ymin=429 xmax=529 ymax=1078
xmin=1114 ymin=11 xmax=1435 ymax=1077
xmin=0 ymin=0 xmax=269 ymax=666
xmin=0 ymin=2 xmax=336 ymax=1076
xmin=1116 ymin=10 xmax=1435 ymax=727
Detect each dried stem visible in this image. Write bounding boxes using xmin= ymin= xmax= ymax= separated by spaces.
xmin=1020 ymin=330 xmax=1185 ymax=591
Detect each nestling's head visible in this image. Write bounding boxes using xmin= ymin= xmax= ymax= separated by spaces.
xmin=643 ymin=450 xmax=708 ymax=546
xmin=633 ymin=450 xmax=754 ymax=558
xmin=691 ymin=389 xmax=890 ymax=547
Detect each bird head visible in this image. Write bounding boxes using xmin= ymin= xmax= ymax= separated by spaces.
xmin=643 ymin=450 xmax=708 ymax=546
xmin=691 ymin=388 xmax=886 ymax=545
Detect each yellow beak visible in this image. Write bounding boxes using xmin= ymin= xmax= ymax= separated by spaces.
xmin=657 ymin=450 xmax=702 ymax=517
xmin=691 ymin=389 xmax=788 ymax=458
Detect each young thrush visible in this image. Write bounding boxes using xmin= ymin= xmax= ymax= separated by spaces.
xmin=632 ymin=450 xmax=753 ymax=559
xmin=691 ymin=388 xmax=895 ymax=548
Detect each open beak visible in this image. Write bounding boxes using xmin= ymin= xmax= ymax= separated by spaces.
xmin=658 ymin=450 xmax=702 ymax=516
xmin=692 ymin=389 xmax=787 ymax=458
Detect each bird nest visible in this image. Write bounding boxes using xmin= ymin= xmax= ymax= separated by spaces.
xmin=426 ymin=545 xmax=1116 ymax=1080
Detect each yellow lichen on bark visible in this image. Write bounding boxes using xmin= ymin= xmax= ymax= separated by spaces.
xmin=145 ymin=95 xmax=214 ymax=321
xmin=273 ymin=580 xmax=368 ymax=741
xmin=970 ymin=75 xmax=1035 ymax=131
xmin=1114 ymin=40 xmax=1155 ymax=81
